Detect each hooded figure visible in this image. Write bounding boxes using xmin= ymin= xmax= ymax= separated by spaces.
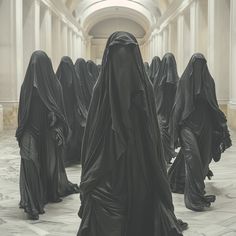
xmin=86 ymin=60 xmax=99 ymax=82
xmin=56 ymin=56 xmax=85 ymax=164
xmin=149 ymin=56 xmax=161 ymax=83
xmin=74 ymin=58 xmax=95 ymax=110
xmin=16 ymin=51 xmax=79 ymax=220
xmin=77 ymin=32 xmax=187 ymax=236
xmin=168 ymin=53 xmax=231 ymax=211
xmin=153 ymin=53 xmax=179 ymax=163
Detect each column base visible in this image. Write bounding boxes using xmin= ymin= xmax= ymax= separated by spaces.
xmin=228 ymin=103 xmax=236 ymax=130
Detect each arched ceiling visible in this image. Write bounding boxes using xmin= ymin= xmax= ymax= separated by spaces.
xmin=89 ymin=17 xmax=146 ymax=39
xmin=61 ymin=0 xmax=173 ymax=38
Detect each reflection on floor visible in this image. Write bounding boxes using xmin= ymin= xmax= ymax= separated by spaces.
xmin=0 ymin=129 xmax=235 ymax=236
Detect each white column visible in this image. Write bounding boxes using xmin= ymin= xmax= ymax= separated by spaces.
xmin=183 ymin=9 xmax=191 ymax=69
xmin=190 ymin=1 xmax=197 ymax=54
xmin=162 ymin=28 xmax=169 ymax=55
xmin=190 ymin=0 xmax=208 ymax=56
xmin=0 ymin=0 xmax=24 ymax=128
xmin=82 ymin=39 xmax=86 ymax=59
xmin=72 ymin=33 xmax=77 ymax=62
xmin=154 ymin=34 xmax=158 ymax=57
xmin=23 ymin=0 xmax=40 ymax=74
xmin=157 ymin=33 xmax=163 ymax=58
xmin=208 ymin=0 xmax=230 ymax=109
xmin=149 ymin=36 xmax=153 ymax=60
xmin=15 ymin=0 xmax=23 ymax=98
xmin=168 ymin=21 xmax=178 ymax=58
xmin=0 ymin=105 xmax=3 ymax=132
xmin=77 ymin=36 xmax=82 ymax=58
xmin=148 ymin=39 xmax=151 ymax=62
xmin=86 ymin=36 xmax=92 ymax=60
xmin=229 ymin=0 xmax=236 ymax=128
xmin=177 ymin=15 xmax=184 ymax=74
xmin=61 ymin=23 xmax=68 ymax=56
xmin=67 ymin=28 xmax=73 ymax=58
xmin=152 ymin=35 xmax=155 ymax=58
xmin=52 ymin=15 xmax=61 ymax=70
xmin=40 ymin=7 xmax=52 ymax=57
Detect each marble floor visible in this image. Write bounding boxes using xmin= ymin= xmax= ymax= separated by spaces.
xmin=0 ymin=130 xmax=235 ymax=236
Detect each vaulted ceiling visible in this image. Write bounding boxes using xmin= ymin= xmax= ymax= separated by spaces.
xmin=60 ymin=0 xmax=174 ymax=38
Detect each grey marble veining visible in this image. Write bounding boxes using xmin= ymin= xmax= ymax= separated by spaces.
xmin=0 ymin=129 xmax=235 ymax=236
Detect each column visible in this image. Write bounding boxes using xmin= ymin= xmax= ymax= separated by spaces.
xmin=190 ymin=0 xmax=208 ymax=56
xmin=148 ymin=38 xmax=152 ymax=63
xmin=77 ymin=35 xmax=82 ymax=58
xmin=229 ymin=0 xmax=236 ymax=129
xmin=0 ymin=105 xmax=3 ymax=132
xmin=208 ymin=0 xmax=230 ymax=113
xmin=67 ymin=28 xmax=72 ymax=58
xmin=154 ymin=34 xmax=158 ymax=57
xmin=0 ymin=0 xmax=23 ymax=128
xmin=61 ymin=23 xmax=68 ymax=56
xmin=157 ymin=33 xmax=163 ymax=58
xmin=183 ymin=8 xmax=191 ymax=70
xmin=72 ymin=33 xmax=77 ymax=62
xmin=168 ymin=21 xmax=178 ymax=58
xmin=177 ymin=15 xmax=184 ymax=74
xmin=23 ymin=0 xmax=40 ymax=74
xmin=162 ymin=28 xmax=169 ymax=56
xmin=40 ymin=6 xmax=52 ymax=57
xmin=52 ymin=14 xmax=61 ymax=70
xmin=86 ymin=36 xmax=92 ymax=60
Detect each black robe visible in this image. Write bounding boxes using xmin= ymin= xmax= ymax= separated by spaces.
xmin=144 ymin=61 xmax=150 ymax=77
xmin=74 ymin=58 xmax=95 ymax=110
xmin=86 ymin=60 xmax=99 ymax=82
xmin=16 ymin=51 xmax=79 ymax=218
xmin=168 ymin=53 xmax=231 ymax=211
xmin=78 ymin=32 xmax=184 ymax=236
xmin=149 ymin=56 xmax=161 ymax=83
xmin=153 ymin=53 xmax=179 ymax=163
xmin=56 ymin=56 xmax=84 ymax=164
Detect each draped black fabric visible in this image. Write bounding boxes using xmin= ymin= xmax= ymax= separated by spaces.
xmin=144 ymin=61 xmax=150 ymax=77
xmin=153 ymin=53 xmax=179 ymax=163
xmin=16 ymin=51 xmax=79 ymax=219
xmin=87 ymin=60 xmax=99 ymax=82
xmin=78 ymin=32 xmax=183 ymax=236
xmin=74 ymin=58 xmax=95 ymax=110
xmin=56 ymin=56 xmax=83 ymax=164
xmin=149 ymin=56 xmax=161 ymax=83
xmin=168 ymin=53 xmax=231 ymax=211
xmin=16 ymin=51 xmax=69 ymax=142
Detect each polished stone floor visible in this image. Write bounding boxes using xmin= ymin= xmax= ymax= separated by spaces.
xmin=0 ymin=129 xmax=235 ymax=236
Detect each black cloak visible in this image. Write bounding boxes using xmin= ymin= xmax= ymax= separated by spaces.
xmin=74 ymin=58 xmax=95 ymax=110
xmin=168 ymin=53 xmax=231 ymax=210
xmin=16 ymin=52 xmax=69 ymax=142
xmin=86 ymin=60 xmax=99 ymax=82
xmin=169 ymin=53 xmax=231 ymax=157
xmin=16 ymin=51 xmax=79 ymax=219
xmin=149 ymin=56 xmax=161 ymax=83
xmin=78 ymin=32 xmax=184 ymax=236
xmin=153 ymin=53 xmax=179 ymax=163
xmin=144 ymin=61 xmax=150 ymax=77
xmin=56 ymin=56 xmax=84 ymax=164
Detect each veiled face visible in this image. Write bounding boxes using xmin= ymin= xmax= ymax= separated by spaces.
xmin=192 ymin=58 xmax=206 ymax=95
xmin=110 ymin=45 xmax=137 ymax=78
xmin=111 ymin=45 xmax=132 ymax=66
